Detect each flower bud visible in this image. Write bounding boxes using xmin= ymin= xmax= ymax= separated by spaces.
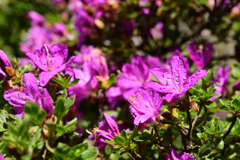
xmin=6 ymin=67 xmax=15 ymax=77
xmin=190 ymin=100 xmax=199 ymax=112
xmin=158 ymin=109 xmax=174 ymax=124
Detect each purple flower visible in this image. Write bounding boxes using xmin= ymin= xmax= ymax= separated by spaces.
xmin=231 ymin=2 xmax=240 ymax=17
xmin=90 ymin=113 xmax=120 ymax=154
xmin=117 ymin=55 xmax=151 ymax=99
xmin=128 ymin=88 xmax=163 ymax=126
xmin=26 ymin=43 xmax=72 ymax=86
xmin=145 ymin=55 xmax=208 ymax=102
xmin=207 ymin=0 xmax=229 ymax=9
xmin=123 ymin=19 xmax=136 ymax=34
xmin=0 ymin=50 xmax=14 ymax=77
xmin=233 ymin=79 xmax=240 ymax=93
xmin=150 ymin=22 xmax=164 ymax=40
xmin=210 ymin=66 xmax=230 ymax=101
xmin=82 ymin=0 xmax=106 ymax=6
xmin=67 ymin=62 xmax=94 ymax=105
xmin=0 ymin=154 xmax=5 ymax=160
xmin=106 ymin=86 xmax=123 ymax=110
xmin=51 ymin=22 xmax=67 ymax=37
xmin=4 ymin=72 xmax=53 ymax=118
xmin=163 ymin=147 xmax=199 ymax=160
xmin=187 ymin=42 xmax=213 ymax=69
xmin=165 ymin=50 xmax=191 ymax=76
xmin=91 ymin=56 xmax=109 ymax=81
xmin=74 ymin=8 xmax=95 ymax=45
xmin=20 ymin=26 xmax=54 ymax=54
xmin=27 ymin=11 xmax=45 ymax=27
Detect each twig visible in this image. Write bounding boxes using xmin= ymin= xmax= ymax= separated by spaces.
xmin=222 ymin=115 xmax=237 ymax=140
xmin=188 ymin=106 xmax=203 ymax=149
xmin=186 ymin=109 xmax=192 ymax=148
xmin=196 ymin=148 xmax=200 ymax=160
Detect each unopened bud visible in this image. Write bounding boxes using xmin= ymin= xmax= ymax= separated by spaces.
xmin=158 ymin=109 xmax=174 ymax=124
xmin=190 ymin=100 xmax=199 ymax=112
xmin=5 ymin=67 xmax=15 ymax=77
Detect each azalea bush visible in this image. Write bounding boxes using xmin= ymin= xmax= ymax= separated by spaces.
xmin=1 ymin=0 xmax=240 ymax=159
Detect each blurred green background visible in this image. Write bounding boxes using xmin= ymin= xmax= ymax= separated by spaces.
xmin=0 ymin=0 xmax=57 ymax=58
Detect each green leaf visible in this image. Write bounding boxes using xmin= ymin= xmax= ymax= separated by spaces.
xmin=121 ymin=129 xmax=127 ymax=140
xmin=36 ymin=111 xmax=47 ymax=125
xmin=64 ymin=95 xmax=75 ymax=111
xmin=67 ymin=78 xmax=80 ymax=87
xmin=216 ymin=139 xmax=224 ymax=150
xmin=133 ymin=136 xmax=144 ymax=142
xmin=0 ymin=110 xmax=9 ymax=123
xmin=203 ymin=69 xmax=215 ymax=85
xmin=24 ymin=101 xmax=40 ymax=119
xmin=72 ymin=142 xmax=88 ymax=156
xmin=205 ymin=101 xmax=217 ymax=108
xmin=55 ymin=143 xmax=71 ymax=158
xmin=64 ymin=118 xmax=77 ymax=132
xmin=231 ymin=99 xmax=240 ymax=111
xmin=105 ymin=145 xmax=112 ymax=155
xmin=114 ymin=135 xmax=125 ymax=145
xmin=132 ymin=127 xmax=138 ymax=138
xmin=143 ymin=129 xmax=151 ymax=137
xmin=81 ymin=150 xmax=98 ymax=159
xmin=54 ymin=96 xmax=65 ymax=120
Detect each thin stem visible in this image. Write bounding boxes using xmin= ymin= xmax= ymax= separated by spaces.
xmin=222 ymin=115 xmax=237 ymax=140
xmin=188 ymin=106 xmax=202 ymax=149
xmin=186 ymin=109 xmax=192 ymax=148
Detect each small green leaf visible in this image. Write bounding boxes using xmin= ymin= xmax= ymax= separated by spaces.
xmin=24 ymin=102 xmax=40 ymax=119
xmin=81 ymin=150 xmax=98 ymax=159
xmin=143 ymin=129 xmax=151 ymax=137
xmin=133 ymin=136 xmax=144 ymax=142
xmin=203 ymin=69 xmax=215 ymax=85
xmin=67 ymin=78 xmax=80 ymax=87
xmin=106 ymin=140 xmax=116 ymax=145
xmin=64 ymin=95 xmax=75 ymax=111
xmin=54 ymin=96 xmax=65 ymax=120
xmin=0 ymin=110 xmax=9 ymax=123
xmin=216 ymin=139 xmax=224 ymax=150
xmin=64 ymin=118 xmax=77 ymax=132
xmin=114 ymin=135 xmax=125 ymax=145
xmin=55 ymin=143 xmax=71 ymax=158
xmin=132 ymin=127 xmax=138 ymax=138
xmin=105 ymin=145 xmax=112 ymax=155
xmin=231 ymin=99 xmax=240 ymax=111
xmin=72 ymin=142 xmax=88 ymax=156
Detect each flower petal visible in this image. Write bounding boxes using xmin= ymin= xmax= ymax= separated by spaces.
xmin=40 ymin=88 xmax=53 ymax=115
xmin=23 ymin=72 xmax=40 ymax=99
xmin=184 ymin=70 xmax=208 ymax=91
xmin=145 ymin=81 xmax=172 ymax=93
xmin=4 ymin=89 xmax=32 ymax=107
